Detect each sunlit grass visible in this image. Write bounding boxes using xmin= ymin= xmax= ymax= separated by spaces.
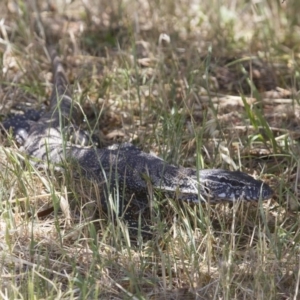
xmin=0 ymin=0 xmax=300 ymax=299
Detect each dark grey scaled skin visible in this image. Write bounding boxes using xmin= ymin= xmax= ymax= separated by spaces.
xmin=3 ymin=47 xmax=273 ymax=219
xmin=2 ymin=109 xmax=41 ymax=144
xmin=67 ymin=143 xmax=273 ymax=203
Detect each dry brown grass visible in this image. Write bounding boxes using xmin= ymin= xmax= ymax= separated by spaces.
xmin=1 ymin=0 xmax=300 ymax=299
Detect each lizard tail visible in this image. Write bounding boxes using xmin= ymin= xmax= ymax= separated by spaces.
xmin=47 ymin=46 xmax=79 ymax=121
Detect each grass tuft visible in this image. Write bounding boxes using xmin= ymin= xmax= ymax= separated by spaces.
xmin=1 ymin=0 xmax=300 ymax=298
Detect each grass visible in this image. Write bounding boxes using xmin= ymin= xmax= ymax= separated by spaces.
xmin=1 ymin=0 xmax=300 ymax=299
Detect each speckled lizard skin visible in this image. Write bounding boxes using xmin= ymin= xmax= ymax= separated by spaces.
xmin=3 ymin=47 xmax=273 ymax=228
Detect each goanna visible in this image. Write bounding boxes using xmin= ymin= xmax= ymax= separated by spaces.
xmin=3 ymin=47 xmax=273 ymax=224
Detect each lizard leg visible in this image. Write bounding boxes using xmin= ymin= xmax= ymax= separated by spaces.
xmin=63 ymin=124 xmax=100 ymax=147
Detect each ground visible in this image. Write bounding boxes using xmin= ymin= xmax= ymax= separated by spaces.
xmin=0 ymin=0 xmax=300 ymax=299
